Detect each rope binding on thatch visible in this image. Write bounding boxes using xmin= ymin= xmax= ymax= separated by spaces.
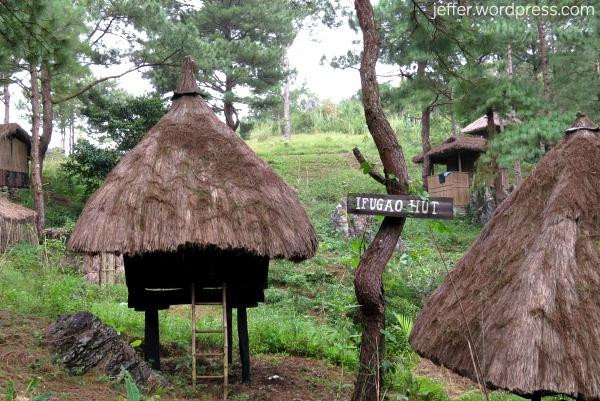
xmin=564 ymin=112 xmax=599 ymax=136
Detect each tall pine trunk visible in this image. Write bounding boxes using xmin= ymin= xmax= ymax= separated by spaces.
xmin=352 ymin=1 xmax=410 ymax=400
xmin=3 ymin=82 xmax=9 ymax=123
xmin=507 ymin=43 xmax=522 ymax=186
xmin=417 ymin=62 xmax=432 ymax=191
xmin=421 ymin=106 xmax=431 ymax=191
xmin=283 ymin=51 xmax=292 ymax=140
xmin=224 ymin=76 xmax=239 ymax=132
xmin=487 ymin=109 xmax=508 ymax=204
xmin=536 ymin=18 xmax=550 ymax=102
xmin=70 ymin=114 xmax=75 ymax=154
xmin=30 ymin=65 xmax=45 ymax=236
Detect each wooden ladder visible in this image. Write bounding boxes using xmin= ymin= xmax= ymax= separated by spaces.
xmin=191 ymin=283 xmax=228 ymax=400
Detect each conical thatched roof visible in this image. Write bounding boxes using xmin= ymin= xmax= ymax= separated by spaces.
xmin=461 ymin=113 xmax=521 ymax=135
xmin=412 ymin=135 xmax=487 ymax=164
xmin=68 ymin=57 xmax=317 ymax=261
xmin=410 ymin=113 xmax=600 ymax=399
xmin=0 ymin=196 xmax=37 ymax=251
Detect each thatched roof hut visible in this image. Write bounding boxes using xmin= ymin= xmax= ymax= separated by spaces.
xmin=410 ymin=113 xmax=600 ymax=400
xmin=412 ymin=135 xmax=487 ymax=164
xmin=0 ymin=123 xmax=31 ymax=188
xmin=68 ymin=57 xmax=317 ymax=260
xmin=0 ymin=196 xmax=37 ymax=251
xmin=461 ymin=113 xmax=521 ymax=136
xmin=67 ymin=56 xmax=317 ymax=378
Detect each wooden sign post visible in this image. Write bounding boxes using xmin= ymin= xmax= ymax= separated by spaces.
xmin=347 ymin=193 xmax=454 ymax=219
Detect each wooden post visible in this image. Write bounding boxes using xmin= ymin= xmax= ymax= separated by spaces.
xmin=223 ymin=287 xmax=229 ymax=399
xmin=191 ymin=282 xmax=196 ymax=389
xmin=237 ymin=307 xmax=250 ymax=383
xmin=144 ymin=308 xmax=161 ymax=370
xmin=226 ymin=306 xmax=233 ymax=364
xmin=458 ymin=153 xmax=462 ymax=172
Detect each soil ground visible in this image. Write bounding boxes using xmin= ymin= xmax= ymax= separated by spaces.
xmin=0 ymin=309 xmax=473 ymax=401
xmin=0 ymin=310 xmax=352 ymax=401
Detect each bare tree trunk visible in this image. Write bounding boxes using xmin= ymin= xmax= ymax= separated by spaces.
xmin=451 ymin=112 xmax=457 ymax=136
xmin=40 ymin=65 xmax=53 ymax=174
xmin=3 ymin=82 xmax=9 ymax=124
xmin=353 ymin=1 xmax=410 ymax=400
xmin=487 ymin=110 xmax=508 ymax=204
xmin=507 ymin=42 xmax=522 ymax=186
xmin=283 ymin=51 xmax=292 ymax=140
xmin=29 ymin=65 xmax=45 ymax=236
xmin=70 ymin=114 xmax=75 ymax=154
xmin=421 ymin=106 xmax=431 ymax=191
xmin=536 ymin=18 xmax=550 ymax=102
xmin=507 ymin=43 xmax=514 ymax=80
xmin=513 ymin=161 xmax=522 ymax=185
xmin=224 ymin=77 xmax=240 ymax=132
xmin=61 ymin=125 xmax=66 ymax=152
xmin=417 ymin=62 xmax=432 ymax=191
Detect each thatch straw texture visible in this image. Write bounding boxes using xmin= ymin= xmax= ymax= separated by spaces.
xmin=410 ymin=114 xmax=600 ymax=399
xmin=0 ymin=196 xmax=37 ymax=252
xmin=412 ymin=135 xmax=487 ymax=163
xmin=460 ymin=113 xmax=521 ymax=135
xmin=0 ymin=123 xmax=31 ymax=149
xmin=68 ymin=57 xmax=317 ymax=261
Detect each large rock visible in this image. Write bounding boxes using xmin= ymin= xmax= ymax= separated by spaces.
xmin=46 ymin=311 xmax=164 ymax=388
xmin=469 ymin=186 xmax=496 ymax=224
xmin=330 ymin=197 xmax=406 ymax=252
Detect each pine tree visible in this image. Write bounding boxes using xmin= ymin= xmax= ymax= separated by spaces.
xmin=140 ymin=0 xmax=302 ymax=131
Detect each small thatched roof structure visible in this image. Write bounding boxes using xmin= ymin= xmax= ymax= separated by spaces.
xmin=410 ymin=113 xmax=600 ymax=399
xmin=412 ymin=135 xmax=487 ymax=164
xmin=0 ymin=196 xmax=37 ymax=251
xmin=0 ymin=123 xmax=31 ymax=153
xmin=461 ymin=113 xmax=521 ymax=135
xmin=68 ymin=57 xmax=317 ymax=261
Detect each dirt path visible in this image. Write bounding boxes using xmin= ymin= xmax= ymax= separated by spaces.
xmin=0 ymin=310 xmax=352 ymax=401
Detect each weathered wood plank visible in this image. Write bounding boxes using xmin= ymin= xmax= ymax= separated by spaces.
xmin=347 ymin=193 xmax=453 ymax=219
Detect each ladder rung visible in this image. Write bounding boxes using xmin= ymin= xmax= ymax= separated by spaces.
xmin=196 ymin=375 xmax=224 ymax=380
xmin=195 ymin=329 xmax=223 ymax=334
xmin=195 ymin=352 xmax=224 ymax=357
xmin=193 ymin=302 xmax=222 ymax=305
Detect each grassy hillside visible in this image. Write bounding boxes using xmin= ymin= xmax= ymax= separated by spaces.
xmin=0 ymin=131 xmax=501 ymax=400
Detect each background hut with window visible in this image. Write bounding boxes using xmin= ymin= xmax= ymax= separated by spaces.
xmin=410 ymin=113 xmax=600 ymax=401
xmin=0 ymin=123 xmax=37 ymax=250
xmin=413 ymin=114 xmax=520 ymax=210
xmin=0 ymin=123 xmax=31 ymax=192
xmin=68 ymin=56 xmax=317 ymax=396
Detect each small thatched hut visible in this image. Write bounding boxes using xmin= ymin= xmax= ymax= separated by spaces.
xmin=410 ymin=113 xmax=600 ymax=400
xmin=0 ymin=123 xmax=31 ymax=188
xmin=0 ymin=196 xmax=37 ymax=252
xmin=461 ymin=113 xmax=521 ymax=136
xmin=68 ymin=57 xmax=317 ymax=383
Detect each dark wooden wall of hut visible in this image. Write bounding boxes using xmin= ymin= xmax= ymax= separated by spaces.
xmin=0 ymin=137 xmax=30 ymax=188
xmin=445 ymin=152 xmax=478 ymax=173
xmin=124 ymin=248 xmax=269 ymax=311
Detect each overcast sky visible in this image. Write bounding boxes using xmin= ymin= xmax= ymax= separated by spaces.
xmin=8 ymin=7 xmax=398 ymax=149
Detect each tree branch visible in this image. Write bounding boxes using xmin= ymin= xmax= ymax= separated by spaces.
xmin=352 ymin=147 xmax=386 ymax=185
xmin=52 ymin=50 xmax=179 ymax=104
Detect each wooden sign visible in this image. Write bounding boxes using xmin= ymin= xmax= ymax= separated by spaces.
xmin=347 ymin=193 xmax=453 ymax=219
